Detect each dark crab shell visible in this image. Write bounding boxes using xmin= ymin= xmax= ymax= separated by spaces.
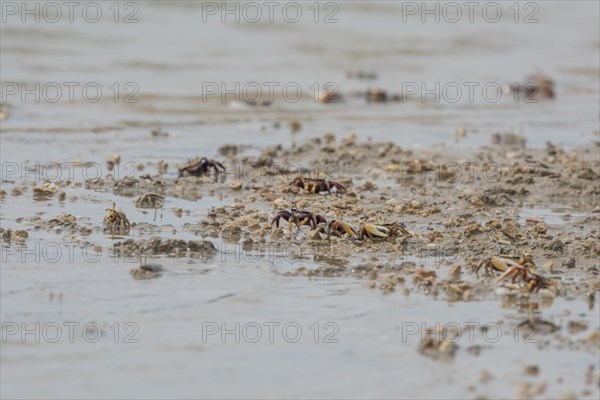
xmin=178 ymin=157 xmax=225 ymax=177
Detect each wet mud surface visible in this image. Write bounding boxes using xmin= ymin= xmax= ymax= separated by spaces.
xmin=1 ymin=132 xmax=599 ymax=399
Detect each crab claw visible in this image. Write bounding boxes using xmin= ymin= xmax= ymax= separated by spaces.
xmin=363 ymin=223 xmax=389 ymax=238
xmin=337 ymin=221 xmax=357 ymax=237
xmin=331 ymin=182 xmax=347 ymax=193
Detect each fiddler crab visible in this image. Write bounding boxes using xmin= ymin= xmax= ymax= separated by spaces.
xmin=477 ymin=255 xmax=555 ymax=293
xmin=315 ymin=221 xmax=396 ymax=240
xmin=103 ymin=202 xmax=131 ymax=233
xmin=135 ymin=193 xmax=165 ymax=208
xmin=178 ymin=157 xmax=225 ymax=177
xmin=289 ymin=177 xmax=347 ymax=195
xmin=358 ymin=222 xmax=411 ymax=240
xmin=271 ymin=209 xmax=327 ymax=232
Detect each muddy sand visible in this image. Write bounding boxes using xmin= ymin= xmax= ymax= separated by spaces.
xmin=1 ymin=131 xmax=599 ymax=399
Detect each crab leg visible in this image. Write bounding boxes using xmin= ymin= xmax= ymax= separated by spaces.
xmin=333 ymin=182 xmax=347 ymax=193
xmin=495 ymin=264 xmax=528 ymax=283
xmin=325 ymin=225 xmax=335 ymax=240
xmin=395 ymin=225 xmax=411 ymax=236
xmin=311 ymin=183 xmax=317 ymax=194
xmin=270 ymin=216 xmax=281 ymax=228
xmin=297 ymin=217 xmax=311 ymax=228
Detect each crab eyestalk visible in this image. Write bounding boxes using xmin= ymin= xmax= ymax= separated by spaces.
xmin=334 ymin=209 xmax=343 ymax=221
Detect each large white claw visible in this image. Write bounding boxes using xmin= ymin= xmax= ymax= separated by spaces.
xmin=490 ymin=256 xmax=520 ymax=272
xmin=364 ymin=223 xmax=389 ymax=237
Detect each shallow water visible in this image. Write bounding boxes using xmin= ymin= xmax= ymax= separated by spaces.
xmin=1 ymin=1 xmax=599 ymax=399
xmin=2 ymin=1 xmax=599 ymax=147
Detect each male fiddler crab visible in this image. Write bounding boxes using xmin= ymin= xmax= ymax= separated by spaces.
xmin=358 ymin=222 xmax=411 ymax=240
xmin=178 ymin=157 xmax=225 ymax=177
xmin=271 ymin=209 xmax=327 ymax=232
xmin=103 ymin=202 xmax=131 ymax=233
xmin=289 ymin=177 xmax=347 ymax=195
xmin=477 ymin=255 xmax=556 ymax=293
